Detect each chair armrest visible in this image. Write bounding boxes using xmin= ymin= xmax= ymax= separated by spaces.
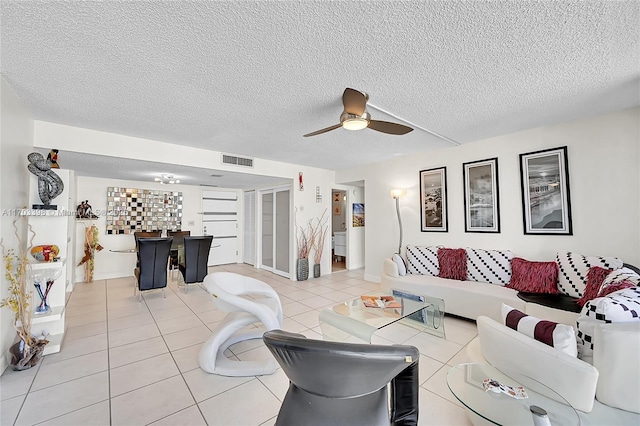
xmin=390 ymin=359 xmax=419 ymax=426
xmin=594 ymin=322 xmax=640 ymax=413
xmin=384 ymin=258 xmax=400 ymax=278
xmin=477 ymin=316 xmax=598 ymax=413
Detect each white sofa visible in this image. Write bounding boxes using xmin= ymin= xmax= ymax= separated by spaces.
xmin=381 ymin=258 xmax=580 ymax=326
xmin=469 ymin=316 xmax=640 ymax=424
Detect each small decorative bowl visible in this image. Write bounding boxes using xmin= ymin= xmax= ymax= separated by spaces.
xmin=30 ymin=245 xmax=60 ymax=262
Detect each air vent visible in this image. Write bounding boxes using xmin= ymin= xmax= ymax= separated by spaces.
xmin=222 ymin=154 xmax=253 ymax=168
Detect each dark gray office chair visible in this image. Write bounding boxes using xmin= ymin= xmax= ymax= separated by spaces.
xmin=263 ymin=329 xmax=420 ymax=426
xmin=134 ymin=237 xmax=172 ymax=301
xmin=179 ymin=235 xmax=213 ymax=292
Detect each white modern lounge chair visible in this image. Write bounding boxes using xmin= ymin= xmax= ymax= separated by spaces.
xmin=199 ymin=272 xmax=283 ymax=376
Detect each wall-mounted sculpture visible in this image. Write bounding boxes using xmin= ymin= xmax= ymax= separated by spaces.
xmin=27 ymin=152 xmax=64 ymax=208
xmin=106 ymin=187 xmax=182 ymax=234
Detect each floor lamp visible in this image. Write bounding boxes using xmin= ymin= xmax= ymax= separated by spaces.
xmin=391 ymin=189 xmax=406 ymax=255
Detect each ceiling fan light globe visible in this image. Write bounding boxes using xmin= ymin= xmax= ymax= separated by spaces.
xmin=343 ymin=118 xmax=368 ymax=131
xmin=340 ymin=111 xmax=371 ymax=131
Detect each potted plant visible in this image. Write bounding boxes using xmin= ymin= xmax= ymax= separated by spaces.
xmin=1 ymin=216 xmax=49 ymax=370
xmin=295 ymin=220 xmax=314 ymax=281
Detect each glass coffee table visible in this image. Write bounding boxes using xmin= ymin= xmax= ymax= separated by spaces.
xmin=447 ymin=363 xmax=579 ymax=425
xmin=319 ymin=290 xmax=445 ymax=343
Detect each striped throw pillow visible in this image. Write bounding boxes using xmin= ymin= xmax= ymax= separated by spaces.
xmin=466 ymin=248 xmax=514 ymax=286
xmin=556 ymin=251 xmax=623 ymax=298
xmin=502 ymin=304 xmax=577 ymax=357
xmin=406 ymin=245 xmax=441 ymax=275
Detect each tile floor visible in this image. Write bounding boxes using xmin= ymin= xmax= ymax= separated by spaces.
xmin=1 ymin=264 xmax=475 ymax=425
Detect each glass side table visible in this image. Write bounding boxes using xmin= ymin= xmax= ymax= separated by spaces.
xmin=447 ymin=363 xmax=580 ymax=425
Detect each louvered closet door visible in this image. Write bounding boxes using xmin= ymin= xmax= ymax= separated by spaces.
xmin=202 ymin=190 xmax=237 ymax=266
xmin=243 ymin=191 xmax=256 ymax=265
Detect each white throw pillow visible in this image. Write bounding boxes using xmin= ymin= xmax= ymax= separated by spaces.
xmin=392 ymin=254 xmax=407 ymax=276
xmin=466 ymin=248 xmax=514 ymax=286
xmin=502 ymin=304 xmax=577 ymax=357
xmin=406 ymin=245 xmax=440 ymax=275
xmin=556 ymin=251 xmax=623 ymax=298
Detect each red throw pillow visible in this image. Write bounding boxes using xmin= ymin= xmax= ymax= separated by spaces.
xmin=438 ymin=248 xmax=467 ymax=281
xmin=598 ymin=279 xmax=636 ymax=298
xmin=506 ymin=258 xmax=559 ymax=294
xmin=577 ymin=266 xmax=613 ymax=307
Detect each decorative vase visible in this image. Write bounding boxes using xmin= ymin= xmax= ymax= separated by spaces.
xmin=32 ymin=268 xmax=62 ymax=315
xmin=313 ymin=263 xmax=321 ymax=278
xmin=30 ymin=245 xmax=60 ymax=262
xmin=9 ymin=336 xmax=48 ymax=371
xmin=296 ymin=258 xmax=309 ymax=281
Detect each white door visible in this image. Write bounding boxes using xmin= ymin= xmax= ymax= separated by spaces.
xmin=202 ymin=190 xmax=237 ymax=265
xmin=243 ymin=191 xmax=256 ymax=265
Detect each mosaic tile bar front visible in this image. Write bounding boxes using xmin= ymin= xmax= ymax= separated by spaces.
xmin=106 ymin=187 xmax=183 ymax=234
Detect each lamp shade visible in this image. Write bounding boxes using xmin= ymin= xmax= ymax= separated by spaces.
xmin=390 ymin=189 xmax=406 ymax=199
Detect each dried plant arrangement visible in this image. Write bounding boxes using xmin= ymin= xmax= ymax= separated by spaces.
xmin=295 ymin=207 xmax=317 ymax=259
xmin=1 ymin=215 xmax=49 ymax=370
xmin=312 ymin=209 xmax=329 ymax=265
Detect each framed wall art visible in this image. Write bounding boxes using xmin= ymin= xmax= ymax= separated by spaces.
xmin=463 ymin=158 xmax=500 ymax=233
xmin=352 ymin=203 xmax=364 ymax=227
xmin=420 ymin=167 xmax=448 ymax=232
xmin=519 ymin=146 xmax=572 ymax=235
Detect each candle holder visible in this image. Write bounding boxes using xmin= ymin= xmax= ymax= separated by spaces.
xmin=32 ymin=268 xmax=62 ymax=315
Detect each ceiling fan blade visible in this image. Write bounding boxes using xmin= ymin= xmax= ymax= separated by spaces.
xmin=368 ymin=120 xmax=414 ymax=135
xmin=342 ymin=88 xmax=367 ymax=116
xmin=303 ymin=123 xmax=342 ymax=137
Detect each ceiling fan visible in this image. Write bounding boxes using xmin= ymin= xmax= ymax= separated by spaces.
xmin=303 ymin=88 xmax=414 ymax=137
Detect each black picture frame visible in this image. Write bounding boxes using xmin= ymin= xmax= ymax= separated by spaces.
xmin=519 ymin=146 xmax=572 ymax=235
xmin=463 ymin=157 xmax=500 ymax=233
xmin=420 ymin=167 xmax=448 ymax=232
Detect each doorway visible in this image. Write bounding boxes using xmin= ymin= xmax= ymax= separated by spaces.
xmin=201 ymin=189 xmax=238 ymax=266
xmin=259 ymin=186 xmax=291 ymax=278
xmin=331 ymin=189 xmax=347 ymax=272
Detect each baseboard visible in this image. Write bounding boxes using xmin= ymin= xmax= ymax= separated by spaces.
xmin=364 ymin=274 xmax=381 ymax=283
xmin=81 ymin=271 xmax=134 ymax=282
xmin=1 ymin=347 xmax=10 ymax=374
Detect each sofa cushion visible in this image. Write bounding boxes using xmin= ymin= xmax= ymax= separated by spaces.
xmin=502 ymin=304 xmax=577 ymax=357
xmin=392 ymin=254 xmax=407 ymax=276
xmin=576 ymin=286 xmax=640 ymax=363
xmin=380 ymin=272 xmax=524 ymax=323
xmin=577 ymin=266 xmax=613 ymax=307
xmin=506 ymin=257 xmax=559 ymax=294
xmin=466 ymin=248 xmax=513 ymax=286
xmin=438 ymin=248 xmax=467 ymax=281
xmin=556 ymin=251 xmax=623 ymax=298
xmin=406 ymin=245 xmax=440 ymax=275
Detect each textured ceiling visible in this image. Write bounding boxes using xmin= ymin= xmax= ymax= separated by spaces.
xmin=2 ymin=1 xmax=639 ymax=180
xmin=35 ymin=149 xmax=290 ymax=190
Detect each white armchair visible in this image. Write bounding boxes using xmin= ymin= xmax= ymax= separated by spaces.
xmin=199 ymin=272 xmax=283 ymax=376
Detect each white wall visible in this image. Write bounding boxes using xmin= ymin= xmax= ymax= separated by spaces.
xmin=337 ymin=108 xmax=640 ymax=281
xmin=0 ymin=77 xmax=34 ymax=372
xmin=75 ymin=176 xmax=206 ymax=281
